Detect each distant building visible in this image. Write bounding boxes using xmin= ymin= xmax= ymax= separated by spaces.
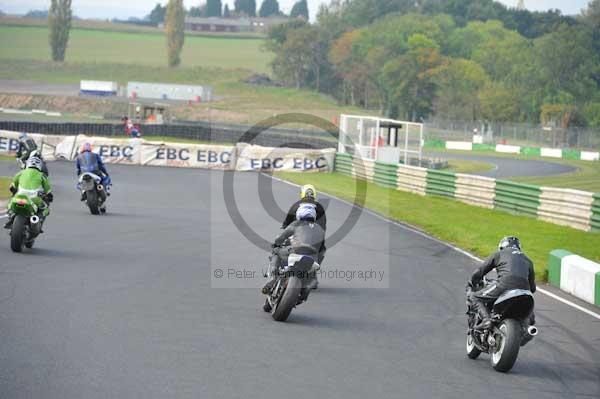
xmin=127 ymin=82 xmax=212 ymax=102
xmin=184 ymin=16 xmax=289 ymax=34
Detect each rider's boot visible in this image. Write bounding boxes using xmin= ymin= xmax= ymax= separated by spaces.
xmin=80 ymin=191 xmax=87 ymax=202
xmin=3 ymin=214 xmax=14 ymax=229
xmin=261 ymin=252 xmax=280 ymax=294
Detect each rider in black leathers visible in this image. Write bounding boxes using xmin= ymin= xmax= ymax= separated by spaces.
xmin=262 ymin=203 xmax=325 ymax=294
xmin=470 ymin=236 xmax=536 ymax=329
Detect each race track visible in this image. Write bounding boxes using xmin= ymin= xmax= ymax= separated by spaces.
xmin=426 ymin=151 xmax=576 ymax=178
xmin=0 ymin=160 xmax=598 ymax=399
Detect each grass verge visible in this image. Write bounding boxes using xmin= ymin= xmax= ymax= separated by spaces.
xmin=0 ymin=176 xmax=10 ymax=200
xmin=445 ymin=159 xmax=494 ymax=174
xmin=275 ymin=171 xmax=600 ymax=281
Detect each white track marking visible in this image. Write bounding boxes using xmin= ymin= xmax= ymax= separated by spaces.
xmin=267 ymin=173 xmax=600 ymax=320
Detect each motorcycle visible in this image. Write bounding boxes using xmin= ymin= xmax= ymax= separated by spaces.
xmin=466 ymin=278 xmax=538 ymax=372
xmin=78 ymin=172 xmax=109 ymax=215
xmin=262 ymin=241 xmax=321 ymax=322
xmin=7 ymin=190 xmax=48 ymax=252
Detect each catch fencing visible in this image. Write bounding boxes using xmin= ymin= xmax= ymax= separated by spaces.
xmin=425 ymin=118 xmax=600 ymax=150
xmin=0 ymin=120 xmax=337 ymax=150
xmin=334 ymin=153 xmax=599 ymax=232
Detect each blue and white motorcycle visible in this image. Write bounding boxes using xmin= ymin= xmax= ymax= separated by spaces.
xmin=78 ymin=172 xmax=111 ymax=215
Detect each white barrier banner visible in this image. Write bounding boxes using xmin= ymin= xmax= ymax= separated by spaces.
xmin=41 ymin=134 xmax=78 ymax=161
xmin=140 ymin=142 xmax=235 ymax=170
xmin=234 ymin=143 xmax=335 ymax=172
xmin=0 ymin=130 xmax=46 ymax=155
xmin=73 ymin=135 xmax=142 ymax=165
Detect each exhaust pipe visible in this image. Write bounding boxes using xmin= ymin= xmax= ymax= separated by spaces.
xmin=30 ymin=215 xmax=40 ymax=224
xmin=521 ymin=325 xmax=538 ymax=347
xmin=97 ymin=184 xmax=104 ymax=191
xmin=527 ymin=326 xmax=538 ymax=337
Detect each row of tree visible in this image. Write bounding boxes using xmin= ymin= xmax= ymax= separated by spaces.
xmin=147 ymin=0 xmax=307 ymax=24
xmin=267 ymin=0 xmax=600 ymax=128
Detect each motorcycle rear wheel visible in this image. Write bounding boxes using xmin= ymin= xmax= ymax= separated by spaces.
xmin=491 ymin=319 xmax=521 ymax=372
xmin=10 ymin=215 xmax=26 ymax=253
xmin=272 ymin=276 xmax=302 ymax=322
xmin=87 ymin=190 xmax=100 ymax=215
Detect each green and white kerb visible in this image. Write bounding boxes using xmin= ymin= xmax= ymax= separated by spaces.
xmin=548 ymin=249 xmax=600 ymax=307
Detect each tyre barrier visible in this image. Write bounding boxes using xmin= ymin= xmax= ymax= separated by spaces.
xmin=334 ymin=153 xmax=599 ymax=232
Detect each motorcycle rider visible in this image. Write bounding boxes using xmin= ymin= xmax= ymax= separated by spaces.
xmin=262 ymin=203 xmax=325 ymax=295
xmin=28 ymin=150 xmax=49 ymax=177
xmin=469 ymin=236 xmax=536 ymax=329
xmin=282 ymin=184 xmax=326 ymax=289
xmin=3 ymin=156 xmax=53 ymax=230
xmin=75 ymin=143 xmax=111 ymax=206
xmin=15 ymin=132 xmax=38 ymax=168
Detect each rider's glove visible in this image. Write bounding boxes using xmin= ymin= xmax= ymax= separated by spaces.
xmin=9 ymin=185 xmax=17 ymax=195
xmin=44 ymin=192 xmax=54 ymax=203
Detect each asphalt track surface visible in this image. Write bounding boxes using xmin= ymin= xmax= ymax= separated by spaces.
xmin=0 ymin=160 xmax=598 ymax=399
xmin=426 ymin=151 xmax=576 ymax=178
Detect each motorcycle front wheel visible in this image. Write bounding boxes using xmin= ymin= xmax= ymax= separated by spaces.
xmin=466 ymin=332 xmax=481 ymax=359
xmin=490 ymin=319 xmax=521 ymax=372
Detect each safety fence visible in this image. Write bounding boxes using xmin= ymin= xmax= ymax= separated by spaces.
xmin=0 ymin=120 xmax=336 ymax=150
xmin=334 ymin=153 xmax=599 ymax=232
xmin=0 ymin=130 xmax=335 ymax=173
xmin=424 ymin=140 xmax=600 ymax=162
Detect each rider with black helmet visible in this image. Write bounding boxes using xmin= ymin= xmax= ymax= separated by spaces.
xmin=469 ymin=236 xmax=536 ymax=329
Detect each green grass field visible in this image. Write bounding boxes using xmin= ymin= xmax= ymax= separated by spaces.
xmin=0 ymin=25 xmax=272 ymax=73
xmin=276 ymin=171 xmax=600 ymax=281
xmin=445 ymin=159 xmax=494 ymax=174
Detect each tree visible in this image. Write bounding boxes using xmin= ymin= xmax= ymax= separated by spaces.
xmin=165 ymin=0 xmax=185 ymax=67
xmin=235 ymin=0 xmax=256 ymax=16
xmin=188 ymin=6 xmax=205 ymax=17
xmin=432 ymin=58 xmax=489 ymax=120
xmin=147 ymin=3 xmax=166 ymax=26
xmin=259 ymin=0 xmax=280 ymax=17
xmin=478 ymin=82 xmax=521 ymax=122
xmin=382 ymin=34 xmax=448 ymax=120
xmin=48 ymin=0 xmax=72 ymax=62
xmin=290 ymin=0 xmax=309 ymax=20
xmin=582 ymin=0 xmax=600 ymax=29
xmin=206 ymin=0 xmax=223 ymax=17
xmin=223 ymin=4 xmax=231 ymax=17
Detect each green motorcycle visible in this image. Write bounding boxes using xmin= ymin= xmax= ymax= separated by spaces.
xmin=7 ymin=191 xmax=48 ymax=252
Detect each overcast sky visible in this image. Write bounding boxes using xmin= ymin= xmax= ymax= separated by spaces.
xmin=0 ymin=0 xmax=591 ymax=21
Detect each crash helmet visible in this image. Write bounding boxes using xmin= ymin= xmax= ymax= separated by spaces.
xmin=80 ymin=143 xmax=93 ymax=153
xmin=296 ymin=203 xmax=317 ymax=222
xmin=26 ymin=156 xmax=43 ymax=171
xmin=498 ymin=236 xmax=521 ymax=251
xmin=300 ymin=184 xmax=317 ymax=200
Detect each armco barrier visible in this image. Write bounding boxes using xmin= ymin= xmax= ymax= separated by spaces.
xmin=593 ymin=194 xmax=600 ymax=232
xmin=334 ymin=152 xmax=353 ymax=175
xmin=374 ymin=162 xmax=398 ymax=189
xmin=538 ymin=187 xmax=594 ymax=231
xmin=426 ymin=169 xmax=456 ymax=198
xmin=334 ymin=153 xmax=599 ymax=232
xmin=548 ymin=249 xmax=600 ymax=307
xmin=396 ymin=165 xmax=427 ymax=195
xmin=454 ymin=174 xmax=496 ymax=208
xmin=494 ymin=180 xmax=540 ymax=217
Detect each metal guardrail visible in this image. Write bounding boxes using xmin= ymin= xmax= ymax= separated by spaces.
xmin=334 ymin=153 xmax=599 ymax=232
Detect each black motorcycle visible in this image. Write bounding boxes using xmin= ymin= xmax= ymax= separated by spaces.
xmin=78 ymin=172 xmax=108 ymax=215
xmin=262 ymin=242 xmax=320 ymax=322
xmin=466 ymin=278 xmax=538 ymax=372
